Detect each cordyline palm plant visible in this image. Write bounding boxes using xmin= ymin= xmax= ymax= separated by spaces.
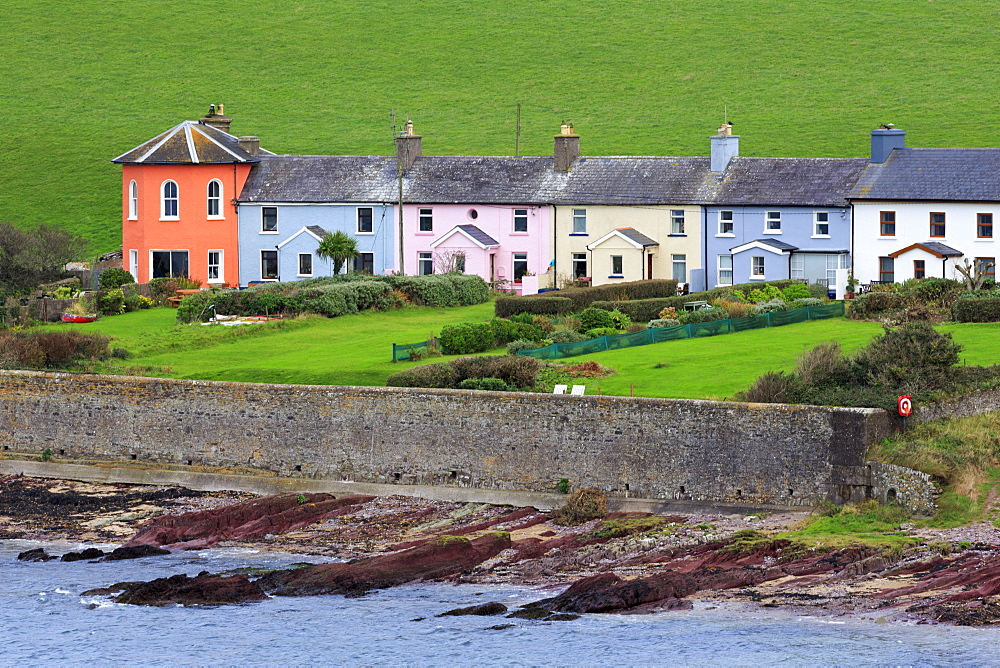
xmin=316 ymin=231 xmax=358 ymax=275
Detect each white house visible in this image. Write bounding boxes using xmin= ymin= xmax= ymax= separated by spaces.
xmin=850 ymin=127 xmax=1000 ymax=285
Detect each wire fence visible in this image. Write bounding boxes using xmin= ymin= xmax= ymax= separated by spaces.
xmin=392 ymin=338 xmax=440 ymax=362
xmin=515 ymin=302 xmax=846 ymax=360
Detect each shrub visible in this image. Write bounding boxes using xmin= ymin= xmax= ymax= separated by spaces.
xmin=147 ymin=277 xmax=180 ymax=303
xmin=658 ymin=306 xmax=678 ymax=319
xmin=565 ymin=361 xmax=612 ymax=377
xmin=625 ymin=323 xmax=647 ymax=333
xmin=648 ymin=318 xmax=680 ymax=328
xmin=451 ymin=355 xmax=541 ymax=387
xmin=97 ymin=288 xmax=126 ymax=316
xmin=712 ymin=299 xmax=752 ymax=318
xmin=753 ymin=298 xmax=789 ymax=314
xmin=904 ymin=277 xmax=963 ymax=308
xmin=507 ymin=339 xmax=543 ymax=354
xmin=578 ymin=307 xmax=616 ymax=332
xmin=848 ymin=292 xmax=911 ymax=320
xmin=780 ymin=284 xmax=812 ymax=302
xmin=585 ymin=327 xmax=619 ymax=338
xmin=496 ymin=279 xmax=678 ymax=316
xmin=746 ymin=285 xmax=782 ymax=303
xmin=98 ymin=268 xmax=136 ymax=290
xmin=952 ymin=298 xmax=1000 ymax=323
xmin=386 ymin=362 xmax=462 ymax=388
xmin=740 ymin=371 xmax=795 ymax=403
xmin=807 ymin=283 xmax=829 ymax=299
xmin=495 ymin=296 xmax=574 ymax=318
xmin=550 ymin=487 xmax=609 ymax=526
xmin=0 ymin=330 xmax=110 ymax=369
xmin=607 ymin=310 xmax=632 ymax=329
xmin=456 ymin=377 xmax=512 ymax=392
xmin=789 ymin=297 xmax=824 ymax=309
xmin=677 ymin=307 xmax=728 ymax=324
xmin=794 ymin=342 xmax=853 ymax=386
xmin=438 ymin=323 xmax=495 ymax=354
xmin=853 ymin=322 xmax=962 ymax=387
xmin=549 ymin=329 xmax=589 ymax=343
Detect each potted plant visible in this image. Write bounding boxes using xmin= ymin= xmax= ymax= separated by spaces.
xmin=845 ymin=273 xmax=858 ymax=299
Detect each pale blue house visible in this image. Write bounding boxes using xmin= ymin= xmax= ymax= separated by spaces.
xmin=236 ymin=156 xmax=397 ymax=286
xmin=703 ymin=156 xmax=868 ymax=290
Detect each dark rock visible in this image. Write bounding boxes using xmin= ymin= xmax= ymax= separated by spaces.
xmin=61 ymin=548 xmax=107 ymax=562
xmin=506 ymin=607 xmax=551 ymax=620
xmin=100 ymin=545 xmax=170 ymax=561
xmin=260 ymin=532 xmax=511 ymax=597
xmin=114 ymin=572 xmax=268 ymax=606
xmin=81 ymin=582 xmax=138 ymax=596
xmin=436 ymin=602 xmax=508 ymax=617
xmin=486 ymin=624 xmax=516 ymax=631
xmin=410 ymin=617 xmax=425 ymax=622
xmin=125 ymin=493 xmax=375 ymax=550
xmin=17 ymin=548 xmax=56 ymax=562
xmin=544 ymin=613 xmax=581 ymax=621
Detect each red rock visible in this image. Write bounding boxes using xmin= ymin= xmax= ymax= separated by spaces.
xmin=114 ymin=572 xmax=267 ymax=606
xmin=124 ymin=493 xmax=375 ymax=549
xmin=260 ymin=532 xmax=511 ymax=597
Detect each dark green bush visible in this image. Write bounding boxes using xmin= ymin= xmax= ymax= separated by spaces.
xmin=385 ymin=362 xmax=462 ymax=388
xmin=495 ymin=296 xmax=574 ymax=318
xmin=97 ymin=288 xmax=125 ymax=316
xmin=952 ymin=298 xmax=1000 ymax=323
xmin=549 ymin=329 xmax=589 ymax=343
xmin=780 ymin=284 xmax=811 ymax=301
xmin=677 ymin=307 xmax=728 ymax=324
xmin=807 ymin=283 xmax=829 ymax=299
xmin=148 ymin=277 xmax=180 ymax=303
xmin=591 ymin=298 xmax=678 ymax=323
xmin=507 ymin=339 xmax=546 ymax=355
xmin=578 ymin=307 xmax=617 ymax=331
xmin=98 ymin=268 xmax=136 ymax=290
xmin=585 ymin=327 xmax=619 ymax=338
xmin=439 ymin=323 xmax=495 ymax=354
xmin=904 ymin=277 xmax=963 ymax=308
xmin=451 ymin=355 xmax=542 ymax=387
xmin=847 ymin=291 xmax=910 ymax=320
xmin=495 ymin=279 xmax=678 ymax=316
xmin=456 ymin=377 xmax=512 ymax=392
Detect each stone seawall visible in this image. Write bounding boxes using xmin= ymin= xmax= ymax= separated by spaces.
xmin=1 ymin=370 xmax=902 ymax=507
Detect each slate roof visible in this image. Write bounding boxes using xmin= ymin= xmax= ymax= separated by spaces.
xmin=616 ymin=228 xmax=659 ymax=247
xmin=113 ymin=121 xmax=270 ymax=164
xmin=239 ymin=156 xmax=399 ymax=203
xmin=711 ymin=157 xmax=869 ymax=207
xmin=553 ymin=157 xmax=717 ymax=205
xmin=456 ymin=225 xmax=499 ymax=247
xmin=306 ymin=225 xmax=327 ymax=238
xmin=850 ymin=149 xmax=1000 ymax=202
xmin=889 ymin=242 xmax=964 ymax=258
xmin=405 ymin=157 xmax=560 ymax=204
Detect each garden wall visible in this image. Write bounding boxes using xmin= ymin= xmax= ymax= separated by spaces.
xmin=0 ymin=370 xmax=914 ymax=508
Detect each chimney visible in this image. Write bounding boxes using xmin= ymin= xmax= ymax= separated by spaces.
xmin=238 ymin=136 xmax=260 ymax=156
xmin=199 ymin=103 xmax=232 ymax=134
xmin=394 ymin=120 xmax=422 ymax=170
xmin=554 ymin=123 xmax=580 ymax=172
xmin=870 ymin=125 xmax=906 ymax=163
xmin=710 ymin=123 xmax=738 ymax=172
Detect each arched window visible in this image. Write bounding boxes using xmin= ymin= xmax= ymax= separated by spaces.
xmin=207 ymin=180 xmax=223 ymax=218
xmin=128 ymin=180 xmax=138 ymax=219
xmin=161 ymin=180 xmax=179 ymax=219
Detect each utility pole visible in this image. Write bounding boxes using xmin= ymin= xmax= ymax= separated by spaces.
xmin=515 ymin=103 xmax=521 ymax=157
xmin=392 ymin=110 xmax=405 ymax=274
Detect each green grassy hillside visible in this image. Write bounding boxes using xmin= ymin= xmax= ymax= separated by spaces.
xmin=3 ymin=0 xmax=998 ymax=254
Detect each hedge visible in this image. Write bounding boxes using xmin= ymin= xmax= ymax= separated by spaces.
xmin=494 ymin=279 xmax=678 ymax=317
xmin=495 ymin=296 xmax=574 ymax=318
xmin=439 ymin=323 xmax=495 ymax=354
xmin=847 ymin=291 xmax=910 ymax=320
xmin=589 ymin=280 xmax=803 ymax=322
xmin=386 ymin=355 xmax=541 ymax=389
xmin=952 ymin=297 xmax=1000 ymax=322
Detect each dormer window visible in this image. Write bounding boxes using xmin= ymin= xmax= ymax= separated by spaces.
xmin=207 ymin=180 xmax=223 ymax=218
xmin=161 ymin=180 xmax=179 ymax=219
xmin=128 ymin=180 xmax=138 ymax=220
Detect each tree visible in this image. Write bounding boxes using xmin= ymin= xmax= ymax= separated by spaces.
xmin=316 ymin=231 xmax=358 ymax=275
xmin=955 ymin=257 xmax=995 ymax=290
xmin=0 ymin=223 xmax=86 ymax=296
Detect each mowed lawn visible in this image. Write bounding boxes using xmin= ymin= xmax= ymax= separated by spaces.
xmin=56 ymin=307 xmax=1000 ymax=399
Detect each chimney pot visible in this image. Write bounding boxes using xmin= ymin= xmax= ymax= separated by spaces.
xmin=238 ymin=136 xmax=260 ymax=156
xmin=709 ymin=124 xmax=739 ymax=172
xmin=870 ymin=126 xmax=906 ymax=163
xmin=395 ymin=122 xmax=422 ymax=170
xmin=554 ymin=125 xmax=580 ymax=172
xmin=199 ymin=104 xmax=232 ymax=134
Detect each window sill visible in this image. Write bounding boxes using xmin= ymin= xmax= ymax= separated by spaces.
xmin=296 ymin=274 xmax=313 ymax=278
xmin=569 ymin=233 xmax=589 ymax=236
xmin=416 ymin=231 xmax=434 ymax=235
xmin=159 ymin=217 xmax=180 ymax=222
xmin=608 ymin=274 xmax=625 ymax=279
xmin=207 ymin=279 xmax=225 ymax=285
xmin=510 ymin=232 xmax=529 ymax=236
xmin=975 ymin=238 xmax=994 ymax=241
xmin=763 ymin=230 xmax=782 ymax=235
xmin=879 ymin=236 xmax=896 ymax=240
xmin=259 ymin=278 xmax=279 ymax=282
xmin=811 ymin=235 xmax=831 ymax=239
xmin=667 ymin=234 xmax=687 ymax=237
xmin=749 ymin=276 xmax=767 ymax=281
xmin=716 ymin=233 xmax=735 ymax=238
xmin=127 ymin=216 xmax=138 ymax=221
xmin=356 ymin=232 xmax=375 ymax=236
xmin=207 ymin=216 xmax=226 ymax=221
xmin=260 ymin=230 xmax=279 ymax=235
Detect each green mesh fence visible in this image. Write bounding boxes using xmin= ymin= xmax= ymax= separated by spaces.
xmin=392 ymin=338 xmax=439 ymax=362
xmin=516 ymin=302 xmax=845 ymax=360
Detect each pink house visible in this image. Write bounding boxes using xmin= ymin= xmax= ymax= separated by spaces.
xmin=395 ymin=126 xmax=555 ymax=294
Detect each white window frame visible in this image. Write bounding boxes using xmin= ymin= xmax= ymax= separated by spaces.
xmin=261 ymin=207 xmax=278 ymax=234
xmin=297 ymin=253 xmax=313 ymax=277
xmin=207 ymin=179 xmax=224 ymax=219
xmin=751 ymin=256 xmax=765 ymax=278
xmin=790 ymin=255 xmax=805 ymax=280
xmin=670 ymin=210 xmax=685 ymax=235
xmin=765 ymin=211 xmax=781 ymax=233
xmin=671 ymin=254 xmax=686 ymax=282
xmin=513 ymin=208 xmax=528 ymax=233
xmin=207 ymin=250 xmax=224 ymax=284
xmin=813 ymin=211 xmax=829 ymax=237
xmin=149 ymin=249 xmax=189 ymax=281
xmin=418 ymin=251 xmax=433 ymax=275
xmin=260 ymin=250 xmax=279 ymax=280
xmin=718 ymin=254 xmax=733 ymax=286
xmin=160 ymin=180 xmax=179 ymax=220
xmin=357 ymin=207 xmax=374 ymax=234
xmin=572 ymin=209 xmax=587 ymax=234
xmin=418 ymin=208 xmax=433 ymax=232
xmin=128 ymin=249 xmax=139 ymax=281
xmin=718 ymin=210 xmax=734 ymax=236
xmin=610 ymin=255 xmax=623 ymax=277
xmin=572 ymin=252 xmax=588 ymax=279
xmin=128 ymin=180 xmax=138 ymax=220
xmin=513 ymin=252 xmax=528 ymax=282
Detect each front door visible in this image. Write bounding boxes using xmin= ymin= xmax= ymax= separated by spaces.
xmin=647 ymin=254 xmax=654 ymax=280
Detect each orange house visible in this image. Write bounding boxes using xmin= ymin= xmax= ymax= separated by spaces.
xmin=113 ymin=108 xmax=264 ymax=286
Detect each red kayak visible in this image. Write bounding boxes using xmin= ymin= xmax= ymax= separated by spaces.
xmin=61 ymin=314 xmax=98 ymax=323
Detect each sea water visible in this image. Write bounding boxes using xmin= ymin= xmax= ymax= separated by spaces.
xmin=3 ymin=541 xmax=999 ymax=666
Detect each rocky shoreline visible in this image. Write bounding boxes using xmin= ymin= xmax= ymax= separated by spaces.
xmin=4 ymin=475 xmax=1000 ymax=626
